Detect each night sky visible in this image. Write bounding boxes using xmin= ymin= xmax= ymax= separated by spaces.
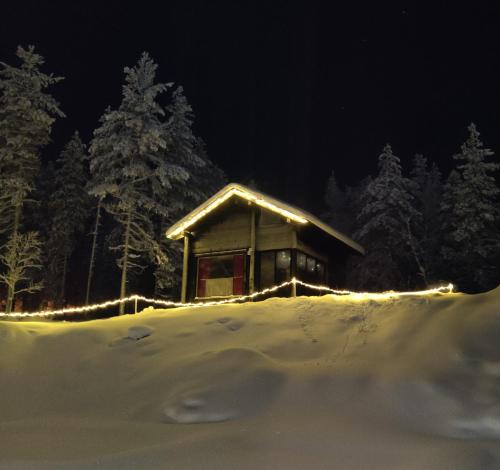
xmin=2 ymin=1 xmax=500 ymax=211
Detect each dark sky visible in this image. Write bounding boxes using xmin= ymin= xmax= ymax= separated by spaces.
xmin=2 ymin=1 xmax=500 ymax=211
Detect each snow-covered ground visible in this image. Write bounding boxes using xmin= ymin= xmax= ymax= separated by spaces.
xmin=1 ymin=287 xmax=500 ymax=469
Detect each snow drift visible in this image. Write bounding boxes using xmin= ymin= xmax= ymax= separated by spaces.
xmin=1 ymin=287 xmax=500 ymax=469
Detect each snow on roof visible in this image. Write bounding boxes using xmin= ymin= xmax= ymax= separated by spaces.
xmin=165 ymin=183 xmax=365 ymax=254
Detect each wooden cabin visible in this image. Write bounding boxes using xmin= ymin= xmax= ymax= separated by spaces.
xmin=165 ymin=183 xmax=364 ymax=302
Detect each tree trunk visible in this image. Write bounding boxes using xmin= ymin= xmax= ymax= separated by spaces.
xmin=5 ymin=287 xmax=14 ymax=314
xmin=119 ymin=208 xmax=132 ymax=315
xmin=85 ymin=200 xmax=101 ymax=305
xmin=60 ymin=252 xmax=68 ymax=307
xmin=5 ymin=202 xmax=21 ymax=314
xmin=406 ymin=218 xmax=428 ymax=287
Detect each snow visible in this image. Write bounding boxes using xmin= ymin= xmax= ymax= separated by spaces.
xmin=1 ymin=287 xmax=500 ymax=469
xmin=126 ymin=325 xmax=153 ymax=340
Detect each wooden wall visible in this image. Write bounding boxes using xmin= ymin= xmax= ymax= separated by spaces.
xmin=192 ymin=204 xmax=251 ymax=254
xmin=191 ymin=202 xmax=296 ymax=255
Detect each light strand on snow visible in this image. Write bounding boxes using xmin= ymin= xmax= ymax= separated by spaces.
xmin=0 ymin=278 xmax=454 ymax=319
xmin=292 ymin=279 xmax=455 ymax=300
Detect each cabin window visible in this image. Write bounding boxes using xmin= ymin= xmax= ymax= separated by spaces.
xmin=306 ymin=256 xmax=316 ymax=273
xmin=297 ymin=252 xmax=306 ymax=271
xmin=259 ymin=249 xmax=291 ymax=288
xmin=197 ymin=254 xmax=245 ymax=298
xmin=276 ymin=250 xmax=291 ymax=283
xmin=260 ymin=251 xmax=275 ymax=288
xmin=296 ymin=250 xmax=327 ymax=284
xmin=316 ymin=262 xmax=325 ymax=283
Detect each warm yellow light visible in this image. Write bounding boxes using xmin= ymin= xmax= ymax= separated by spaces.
xmin=0 ymin=279 xmax=454 ymax=319
xmin=232 ymin=189 xmax=308 ymax=225
xmin=168 ymin=187 xmax=308 ymax=239
xmin=292 ymin=278 xmax=455 ymax=300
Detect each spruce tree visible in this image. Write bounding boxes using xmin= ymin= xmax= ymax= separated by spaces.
xmin=410 ymin=154 xmax=443 ymax=285
xmin=354 ymin=144 xmax=419 ymax=290
xmin=89 ymin=53 xmax=188 ymax=313
xmin=0 ymin=46 xmax=64 ymax=312
xmin=154 ymin=86 xmax=225 ymax=296
xmin=440 ymin=169 xmax=463 ymax=285
xmin=45 ymin=132 xmax=90 ymax=306
xmin=441 ymin=124 xmax=500 ymax=291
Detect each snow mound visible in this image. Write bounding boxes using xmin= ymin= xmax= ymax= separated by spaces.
xmin=127 ymin=325 xmax=153 ymax=340
xmin=1 ymin=286 xmax=500 ymax=469
xmin=162 ymin=348 xmax=285 ymax=423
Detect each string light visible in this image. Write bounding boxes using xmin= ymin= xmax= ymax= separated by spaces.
xmin=166 ymin=186 xmax=308 ymax=239
xmin=0 ymin=279 xmax=454 ymax=319
xmin=292 ymin=279 xmax=455 ymax=300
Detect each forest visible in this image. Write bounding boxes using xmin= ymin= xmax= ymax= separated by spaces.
xmin=0 ymin=46 xmax=499 ymax=314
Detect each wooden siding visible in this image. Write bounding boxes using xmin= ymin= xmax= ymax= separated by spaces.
xmin=192 ymin=205 xmax=298 ymax=254
xmin=256 ymin=223 xmax=295 ymax=251
xmin=192 ymin=209 xmax=251 ymax=254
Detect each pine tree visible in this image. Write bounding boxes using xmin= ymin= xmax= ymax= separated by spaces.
xmin=441 ymin=124 xmax=500 ymax=291
xmin=410 ymin=154 xmax=443 ymax=284
xmin=162 ymin=86 xmax=207 ymax=208
xmin=154 ymin=86 xmax=225 ymax=296
xmin=0 ymin=46 xmax=64 ymax=312
xmin=440 ymin=169 xmax=463 ymax=284
xmin=89 ymin=53 xmax=188 ymax=313
xmin=45 ymin=132 xmax=90 ymax=306
xmin=354 ymin=144 xmax=419 ymax=290
xmin=192 ymin=136 xmax=226 ymax=196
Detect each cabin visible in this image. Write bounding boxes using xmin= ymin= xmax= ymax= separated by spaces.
xmin=165 ymin=183 xmax=364 ymax=302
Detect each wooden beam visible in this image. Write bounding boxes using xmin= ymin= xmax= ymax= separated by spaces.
xmin=249 ymin=208 xmax=256 ymax=293
xmin=181 ymin=233 xmax=190 ymax=303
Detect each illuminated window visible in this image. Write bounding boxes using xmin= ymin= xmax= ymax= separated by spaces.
xmin=306 ymin=256 xmax=316 ymax=273
xmin=259 ymin=249 xmax=292 ymax=288
xmin=276 ymin=250 xmax=291 ymax=283
xmin=297 ymin=252 xmax=306 ymax=271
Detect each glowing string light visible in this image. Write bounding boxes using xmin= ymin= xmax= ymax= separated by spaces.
xmin=0 ymin=279 xmax=454 ymax=319
xmin=167 ymin=187 xmax=308 ymax=239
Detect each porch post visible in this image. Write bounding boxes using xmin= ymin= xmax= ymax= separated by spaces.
xmin=291 ymin=231 xmax=297 ymax=297
xmin=249 ymin=208 xmax=256 ymax=293
xmin=181 ymin=233 xmax=190 ymax=303
xmin=291 ymin=250 xmax=297 ymax=297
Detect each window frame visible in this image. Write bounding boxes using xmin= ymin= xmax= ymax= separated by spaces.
xmin=195 ymin=250 xmax=247 ymax=300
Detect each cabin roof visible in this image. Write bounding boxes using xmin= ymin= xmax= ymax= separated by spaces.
xmin=165 ymin=183 xmax=365 ymax=254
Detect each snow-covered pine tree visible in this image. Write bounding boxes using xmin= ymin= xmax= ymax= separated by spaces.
xmin=45 ymin=132 xmax=90 ymax=306
xmin=162 ymin=86 xmax=207 ymax=207
xmin=440 ymin=124 xmax=500 ymax=291
xmin=89 ymin=53 xmax=189 ymax=314
xmin=193 ymin=136 xmax=227 ymax=196
xmin=0 ymin=46 xmax=64 ymax=313
xmin=354 ymin=144 xmax=419 ymax=290
xmin=410 ymin=154 xmax=443 ymax=285
xmin=440 ymin=169 xmax=463 ymax=285
xmin=154 ymin=86 xmax=225 ymax=297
